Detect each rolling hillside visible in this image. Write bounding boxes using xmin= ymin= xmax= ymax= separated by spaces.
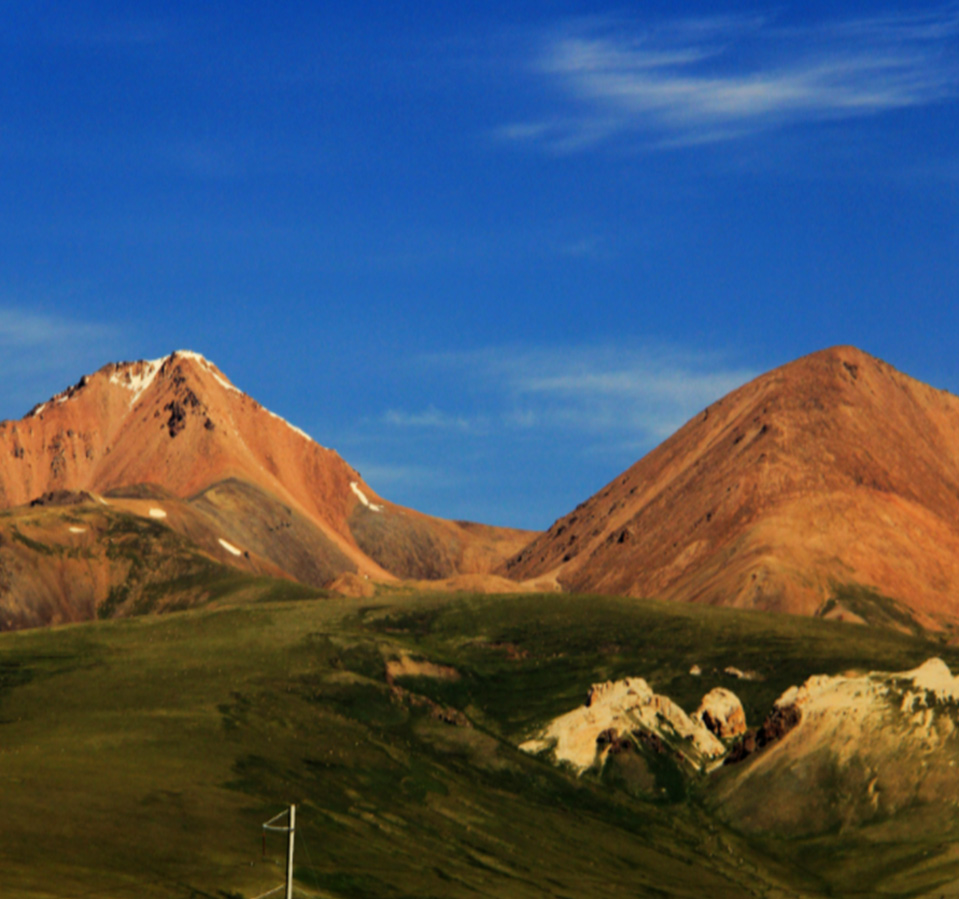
xmin=2 ymin=587 xmax=958 ymax=898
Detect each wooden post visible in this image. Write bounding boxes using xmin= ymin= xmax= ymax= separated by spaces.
xmin=285 ymin=804 xmax=296 ymax=899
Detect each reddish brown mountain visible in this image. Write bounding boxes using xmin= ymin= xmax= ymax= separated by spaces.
xmin=503 ymin=347 xmax=959 ymax=632
xmin=0 ymin=352 xmax=532 ymax=608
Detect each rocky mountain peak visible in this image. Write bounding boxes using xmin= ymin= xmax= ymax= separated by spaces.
xmin=503 ymin=346 xmax=959 ymax=631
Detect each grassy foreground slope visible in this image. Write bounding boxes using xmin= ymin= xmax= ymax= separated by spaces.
xmin=1 ymin=587 xmax=958 ymax=898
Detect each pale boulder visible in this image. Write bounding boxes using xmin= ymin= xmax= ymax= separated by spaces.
xmin=696 ymin=687 xmax=747 ymax=739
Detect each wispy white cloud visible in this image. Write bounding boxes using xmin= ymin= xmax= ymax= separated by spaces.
xmin=382 ymin=406 xmax=478 ymax=431
xmin=0 ymin=307 xmax=117 ymax=349
xmin=501 ymin=8 xmax=959 ymax=149
xmin=423 ymin=344 xmax=757 ymax=442
xmin=0 ymin=306 xmax=124 ymax=416
xmin=342 ymin=343 xmax=758 ymax=527
xmin=350 ymin=462 xmax=461 ymax=491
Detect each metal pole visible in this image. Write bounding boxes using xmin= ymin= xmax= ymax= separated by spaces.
xmin=285 ymin=804 xmax=296 ymax=899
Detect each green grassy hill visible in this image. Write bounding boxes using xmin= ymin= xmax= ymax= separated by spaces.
xmin=2 ymin=586 xmax=958 ymax=898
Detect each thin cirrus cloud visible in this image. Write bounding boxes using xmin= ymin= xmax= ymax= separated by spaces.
xmin=501 ymin=9 xmax=959 ymax=149
xmin=0 ymin=306 xmax=123 ymax=414
xmin=485 ymin=345 xmax=756 ymax=440
xmin=0 ymin=307 xmax=118 ymax=351
xmin=382 ymin=407 xmax=477 ymax=431
xmin=383 ymin=345 xmax=756 ymax=445
xmin=349 ymin=462 xmax=462 ymax=492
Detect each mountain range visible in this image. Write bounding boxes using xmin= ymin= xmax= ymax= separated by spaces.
xmin=5 ymin=345 xmax=959 ymax=897
xmin=4 ymin=345 xmax=959 ymax=637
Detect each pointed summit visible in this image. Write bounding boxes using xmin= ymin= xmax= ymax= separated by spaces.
xmin=504 ymin=346 xmax=959 ymax=631
xmin=0 ymin=353 xmax=533 ymax=601
xmin=5 ymin=351 xmax=324 ymax=507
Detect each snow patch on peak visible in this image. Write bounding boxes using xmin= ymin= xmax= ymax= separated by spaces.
xmin=171 ymin=350 xmax=241 ymax=394
xmin=105 ymin=349 xmax=244 ymax=406
xmin=263 ymin=408 xmax=321 ymax=447
xmin=164 ymin=351 xmax=322 ymax=447
xmin=172 ymin=349 xmax=210 ymax=364
xmin=109 ymin=357 xmax=166 ymax=407
xmin=350 ymin=481 xmax=384 ymax=512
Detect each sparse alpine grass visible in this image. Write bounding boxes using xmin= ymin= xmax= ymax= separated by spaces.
xmin=1 ymin=586 xmax=957 ymax=898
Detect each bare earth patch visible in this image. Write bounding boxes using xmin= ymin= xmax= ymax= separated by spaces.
xmin=385 ymin=651 xmax=460 ymax=684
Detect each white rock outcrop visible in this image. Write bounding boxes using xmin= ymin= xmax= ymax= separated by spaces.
xmin=717 ymin=658 xmax=959 ymax=832
xmin=696 ymin=687 xmax=747 ymax=739
xmin=520 ymin=677 xmax=725 ymax=773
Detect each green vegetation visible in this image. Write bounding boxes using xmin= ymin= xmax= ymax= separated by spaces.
xmin=97 ymin=513 xmax=260 ymax=618
xmin=1 ymin=588 xmax=957 ymax=897
xmin=10 ymin=528 xmax=56 ymax=556
xmin=821 ymin=582 xmax=929 ymax=636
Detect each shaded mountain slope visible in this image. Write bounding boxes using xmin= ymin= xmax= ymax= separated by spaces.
xmin=0 ymin=493 xmax=309 ymax=630
xmin=189 ymin=478 xmax=358 ymax=589
xmin=504 ymin=346 xmax=959 ymax=630
xmin=348 ymin=505 xmax=532 ymax=581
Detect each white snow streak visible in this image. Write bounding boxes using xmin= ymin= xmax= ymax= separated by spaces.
xmin=264 ymin=407 xmax=320 ymax=446
xmin=174 ymin=350 xmax=323 ymax=447
xmin=109 ymin=356 xmax=165 ymax=407
xmin=174 ymin=350 xmax=241 ymax=393
xmin=350 ymin=481 xmax=384 ymax=512
xmin=23 ymin=349 xmax=327 ymax=455
xmin=109 ymin=350 xmax=237 ymax=408
xmin=218 ymin=537 xmax=243 ymax=556
xmin=148 ymin=508 xmax=167 ymax=519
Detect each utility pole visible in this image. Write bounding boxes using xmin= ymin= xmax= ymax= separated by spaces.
xmin=261 ymin=804 xmax=296 ymax=899
xmin=285 ymin=804 xmax=296 ymax=899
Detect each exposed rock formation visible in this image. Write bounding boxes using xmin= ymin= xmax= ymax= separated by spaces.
xmin=714 ymin=658 xmax=959 ymax=835
xmin=695 ymin=687 xmax=747 ymax=739
xmin=520 ymin=677 xmax=726 ymax=773
xmin=524 ymin=659 xmax=959 ymax=838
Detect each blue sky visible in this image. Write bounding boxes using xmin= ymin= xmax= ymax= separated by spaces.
xmin=2 ymin=1 xmax=958 ymax=528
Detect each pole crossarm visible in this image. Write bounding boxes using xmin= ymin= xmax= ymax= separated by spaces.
xmin=259 ymin=804 xmax=297 ymax=899
xmin=263 ymin=810 xmax=294 ymax=831
xmin=250 ymin=886 xmax=286 ymax=899
xmin=251 ymin=890 xmax=316 ymax=899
